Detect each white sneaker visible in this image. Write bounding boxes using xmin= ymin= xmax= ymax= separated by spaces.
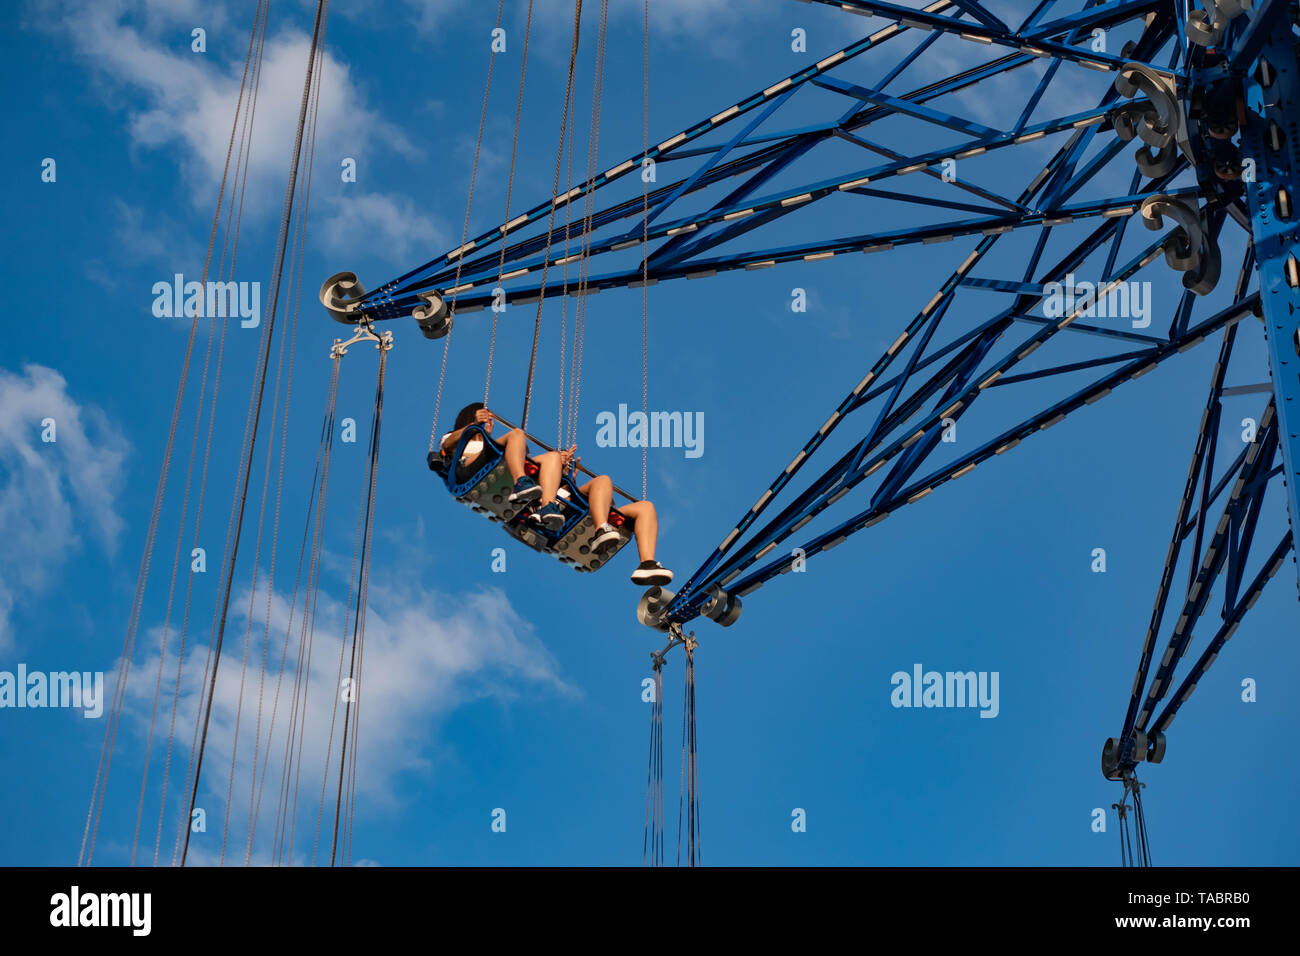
xmin=590 ymin=522 xmax=621 ymax=552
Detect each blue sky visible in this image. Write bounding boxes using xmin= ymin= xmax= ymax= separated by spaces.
xmin=2 ymin=0 xmax=1298 ymax=866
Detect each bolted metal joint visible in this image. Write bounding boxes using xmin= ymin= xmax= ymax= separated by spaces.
xmin=320 ymin=271 xmax=368 ymax=325
xmin=637 ymin=586 xmax=676 ymax=631
xmin=413 ymin=291 xmax=453 ymax=339
xmin=1101 ymin=730 xmax=1168 ymax=780
xmin=700 ymin=586 xmax=743 ymax=627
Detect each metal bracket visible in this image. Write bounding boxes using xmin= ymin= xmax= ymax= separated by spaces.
xmin=320 ymin=271 xmax=368 ymax=325
xmin=1101 ymin=729 xmax=1167 ymax=780
xmin=650 ymin=624 xmax=695 ymax=668
xmin=412 ymin=290 xmax=453 ymax=339
xmin=1140 ymin=193 xmax=1222 ymax=294
xmin=638 ymin=586 xmax=677 ymax=631
xmin=1187 ymin=0 xmax=1250 ymax=48
xmin=321 ymin=271 xmax=451 ymax=338
xmin=330 ymin=321 xmax=393 ymax=359
xmin=1112 ymin=63 xmax=1195 ymax=178
xmin=699 ymin=585 xmax=743 ymax=626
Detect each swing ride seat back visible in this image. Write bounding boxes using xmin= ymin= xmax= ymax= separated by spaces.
xmin=428 ymin=423 xmax=634 ymax=572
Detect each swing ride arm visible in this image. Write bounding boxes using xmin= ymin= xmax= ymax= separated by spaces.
xmin=331 ymin=3 xmax=1181 ymax=325
xmin=321 ymin=1 xmax=1294 ymax=603
xmin=319 ymin=3 xmax=1299 ymax=781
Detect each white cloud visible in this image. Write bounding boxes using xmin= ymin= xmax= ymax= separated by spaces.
xmin=29 ymin=0 xmax=419 ymax=213
xmin=120 ymin=574 xmax=571 ymax=864
xmin=86 ymin=200 xmax=206 ymax=292
xmin=622 ymin=0 xmax=732 ymax=38
xmin=0 ymin=364 xmax=128 ymax=650
xmin=394 ymin=0 xmax=734 ymax=44
xmin=317 ymin=191 xmax=444 ymax=263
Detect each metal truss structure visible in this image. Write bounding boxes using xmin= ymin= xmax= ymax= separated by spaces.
xmin=321 ymin=0 xmax=1300 ymax=858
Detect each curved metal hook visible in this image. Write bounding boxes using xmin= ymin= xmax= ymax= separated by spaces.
xmin=1113 ymin=64 xmax=1192 ymax=177
xmin=320 ymin=271 xmax=368 ymax=326
xmin=412 ymin=290 xmax=453 ymax=339
xmin=1140 ymin=194 xmax=1222 ymax=295
xmin=1186 ymin=0 xmax=1250 ymax=48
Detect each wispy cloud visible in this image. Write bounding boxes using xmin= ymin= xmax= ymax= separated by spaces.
xmin=316 ymin=191 xmax=444 ymax=263
xmin=389 ymin=0 xmax=735 ymax=44
xmin=117 ymin=573 xmax=571 ymax=864
xmin=0 ymin=364 xmax=128 ymax=651
xmin=85 ymin=199 xmax=205 ymax=292
xmin=28 ymin=0 xmax=422 ymax=225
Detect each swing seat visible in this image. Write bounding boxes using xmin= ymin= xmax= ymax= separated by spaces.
xmin=428 ymin=423 xmax=635 ymax=572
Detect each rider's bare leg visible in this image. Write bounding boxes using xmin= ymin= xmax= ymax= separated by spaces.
xmin=579 ymin=475 xmax=613 ymax=527
xmin=616 ymin=499 xmax=659 ymax=563
xmin=502 ymin=428 xmax=529 ymax=481
xmin=535 ymin=451 xmax=563 ymax=505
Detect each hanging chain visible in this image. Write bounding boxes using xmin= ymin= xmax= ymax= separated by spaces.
xmin=484 ymin=0 xmax=537 ymax=407
xmin=521 ymin=0 xmax=584 ymax=431
xmin=565 ymin=0 xmax=611 ymax=453
xmin=643 ymin=658 xmax=665 ymax=867
xmin=640 ymin=0 xmax=649 ymax=501
xmin=557 ymin=95 xmax=576 ymax=449
xmin=430 ymin=0 xmax=508 ymax=452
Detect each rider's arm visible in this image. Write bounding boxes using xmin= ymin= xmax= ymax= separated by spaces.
xmin=440 ymin=427 xmax=465 ymax=455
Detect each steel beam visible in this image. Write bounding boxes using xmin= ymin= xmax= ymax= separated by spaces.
xmin=1239 ymin=9 xmax=1300 ymax=596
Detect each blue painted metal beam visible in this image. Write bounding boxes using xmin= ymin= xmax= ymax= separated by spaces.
xmin=364 ymin=15 xmax=943 ymax=299
xmin=669 ymin=223 xmax=1179 ymax=616
xmin=842 ymin=185 xmax=1008 ymax=216
xmin=1015 ymin=57 xmax=1062 ymax=133
xmin=1132 ymin=415 xmax=1280 ymax=733
xmin=393 ymin=61 xmax=1093 ymax=304
xmin=990 ymin=348 xmax=1155 ymax=384
xmin=1228 ymin=0 xmax=1291 ymax=74
xmin=946 ymin=0 xmax=1008 ymax=32
xmin=377 ymin=189 xmax=1185 ymax=317
xmin=407 ymin=109 xmax=1156 ymax=302
xmin=363 ymin=1 xmax=1181 ymax=314
xmin=833 ymin=130 xmax=1028 ymax=212
xmin=801 ymin=0 xmax=1178 ymax=76
xmin=1240 ymin=11 xmax=1300 ymax=596
xmin=1116 ymin=252 xmax=1258 ymax=743
xmin=1148 ymin=532 xmax=1294 ymax=738
xmin=1019 ymin=0 xmax=1060 ymax=33
xmin=1027 ymin=0 xmax=1166 ymax=40
xmin=682 ymin=294 xmax=1260 ymax=621
xmin=638 ymin=89 xmax=797 ymax=231
xmin=812 ymin=74 xmax=999 ymax=139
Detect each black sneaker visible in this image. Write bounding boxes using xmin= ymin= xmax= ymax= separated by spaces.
xmin=630 ymin=560 xmax=673 ymax=586
xmin=589 ymin=522 xmax=621 ymax=552
xmin=528 ymin=500 xmax=566 ymax=530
